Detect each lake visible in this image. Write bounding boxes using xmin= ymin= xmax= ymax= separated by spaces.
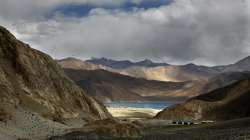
xmin=104 ymin=101 xmax=179 ymax=110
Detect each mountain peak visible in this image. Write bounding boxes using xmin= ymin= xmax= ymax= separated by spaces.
xmin=236 ymin=56 xmax=250 ymax=64
xmin=58 ymin=57 xmax=83 ymax=62
xmin=186 ymin=63 xmax=197 ymax=66
xmin=139 ymin=59 xmax=154 ymax=64
xmin=91 ymin=57 xmax=110 ymax=61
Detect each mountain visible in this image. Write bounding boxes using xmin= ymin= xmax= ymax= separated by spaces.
xmin=155 ymin=78 xmax=250 ymax=121
xmin=57 ymin=57 xmax=106 ymax=70
xmin=59 ymin=58 xmax=214 ymax=82
xmin=84 ymin=58 xmax=218 ymax=82
xmin=119 ymin=64 xmax=216 ymax=82
xmin=86 ymin=57 xmax=168 ymax=69
xmin=58 ymin=58 xmax=250 ymax=102
xmin=213 ymin=56 xmax=250 ymax=72
xmin=57 ymin=57 xmax=214 ymax=101
xmin=85 ymin=56 xmax=250 ymax=82
xmin=59 ymin=55 xmax=250 ymax=83
xmin=63 ymin=69 xmax=190 ymax=102
xmin=202 ymin=71 xmax=250 ymax=93
xmin=0 ymin=26 xmax=111 ymax=139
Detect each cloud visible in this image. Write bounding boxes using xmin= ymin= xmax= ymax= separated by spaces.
xmin=0 ymin=0 xmax=249 ymax=66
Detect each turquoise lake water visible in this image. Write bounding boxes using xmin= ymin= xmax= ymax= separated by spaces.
xmin=104 ymin=101 xmax=179 ymax=110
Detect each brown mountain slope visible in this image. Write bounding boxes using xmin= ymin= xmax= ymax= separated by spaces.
xmin=0 ymin=26 xmax=111 ymax=139
xmin=118 ymin=65 xmax=214 ymax=82
xmin=63 ymin=68 xmax=190 ymax=102
xmin=155 ymin=79 xmax=250 ymax=121
xmin=202 ymin=71 xmax=250 ymax=93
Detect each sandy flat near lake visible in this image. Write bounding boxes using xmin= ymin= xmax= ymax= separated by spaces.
xmin=107 ymin=107 xmax=162 ymax=119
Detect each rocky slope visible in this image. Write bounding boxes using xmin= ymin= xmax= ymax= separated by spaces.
xmin=155 ymin=78 xmax=250 ymax=121
xmin=0 ymin=26 xmax=111 ymax=139
xmin=63 ymin=68 xmax=190 ymax=102
xmin=202 ymin=71 xmax=250 ymax=93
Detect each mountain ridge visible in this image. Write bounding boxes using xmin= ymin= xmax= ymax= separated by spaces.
xmin=155 ymin=78 xmax=250 ymax=121
xmin=59 ymin=55 xmax=250 ymax=83
xmin=86 ymin=57 xmax=169 ymax=69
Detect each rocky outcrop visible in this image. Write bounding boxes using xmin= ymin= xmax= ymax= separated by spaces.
xmin=0 ymin=26 xmax=111 ymax=139
xmin=155 ymin=79 xmax=250 ymax=121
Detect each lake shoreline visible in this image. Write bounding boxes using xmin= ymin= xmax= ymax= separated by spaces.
xmin=107 ymin=107 xmax=162 ymax=119
xmin=105 ymin=101 xmax=178 ymax=119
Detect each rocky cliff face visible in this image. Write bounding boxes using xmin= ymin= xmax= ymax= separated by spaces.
xmin=0 ymin=26 xmax=111 ymax=139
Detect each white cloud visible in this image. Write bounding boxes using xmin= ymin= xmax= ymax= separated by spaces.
xmin=0 ymin=0 xmax=249 ymax=66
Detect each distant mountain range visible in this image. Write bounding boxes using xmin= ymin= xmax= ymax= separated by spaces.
xmin=213 ymin=56 xmax=250 ymax=72
xmin=86 ymin=57 xmax=169 ymax=69
xmin=58 ymin=57 xmax=211 ymax=82
xmin=58 ymin=56 xmax=250 ymax=102
xmin=86 ymin=56 xmax=250 ymax=74
xmin=86 ymin=56 xmax=250 ymax=73
xmin=59 ymin=56 xmax=250 ymax=82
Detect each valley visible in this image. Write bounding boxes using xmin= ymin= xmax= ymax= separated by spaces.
xmin=1 ymin=0 xmax=250 ymax=139
xmin=55 ymin=55 xmax=250 ymax=140
xmin=57 ymin=56 xmax=250 ymax=140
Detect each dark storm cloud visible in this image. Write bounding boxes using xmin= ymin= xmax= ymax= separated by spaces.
xmin=0 ymin=0 xmax=249 ymax=65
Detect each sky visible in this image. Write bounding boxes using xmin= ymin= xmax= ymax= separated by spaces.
xmin=0 ymin=0 xmax=249 ymax=66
